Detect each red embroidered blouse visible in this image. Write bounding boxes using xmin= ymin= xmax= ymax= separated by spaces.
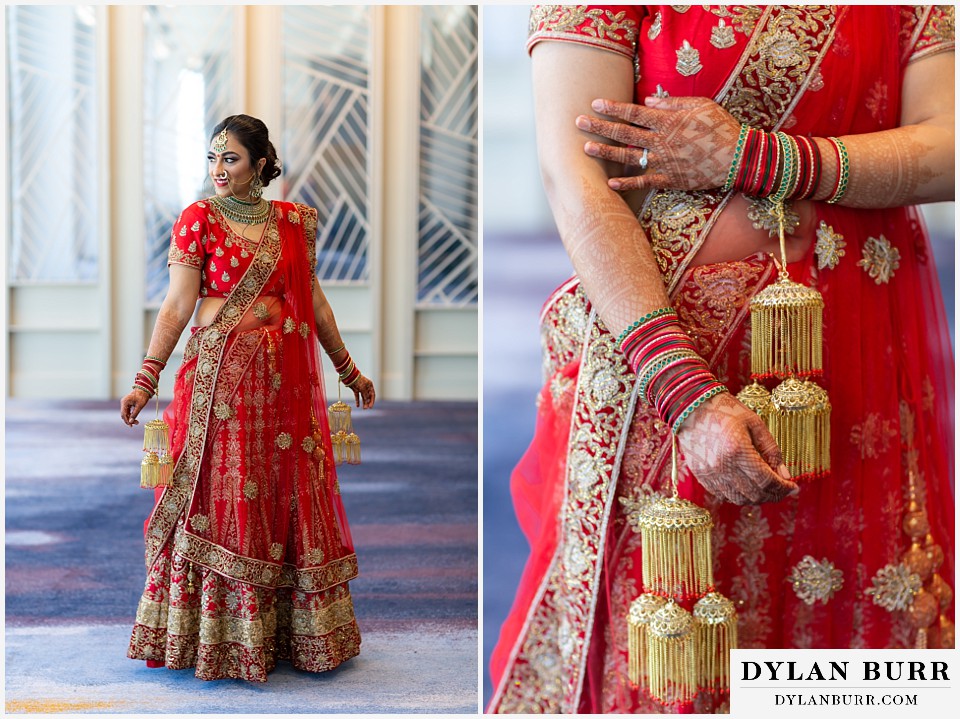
xmin=167 ymin=199 xmax=272 ymax=299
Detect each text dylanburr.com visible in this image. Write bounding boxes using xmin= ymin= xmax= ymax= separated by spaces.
xmin=730 ymin=649 xmax=956 ymax=717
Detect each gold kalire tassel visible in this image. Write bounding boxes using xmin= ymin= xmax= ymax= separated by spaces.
xmin=693 ymin=592 xmax=738 ymax=693
xmin=141 ymin=393 xmax=174 ymax=488
xmin=627 ymin=593 xmax=666 ymax=688
xmin=328 ymin=381 xmax=361 ymax=466
xmin=646 ymin=599 xmax=698 ymax=706
xmin=738 ymin=201 xmax=830 ymax=478
xmin=627 ymin=438 xmax=738 ymax=705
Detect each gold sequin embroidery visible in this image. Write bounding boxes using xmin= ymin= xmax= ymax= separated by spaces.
xmin=276 ymin=433 xmax=292 ymax=450
xmin=814 ymin=221 xmax=847 ymax=270
xmin=253 ymin=302 xmax=270 ymax=320
xmin=866 ymin=563 xmax=921 ymax=612
xmin=789 ymin=555 xmax=844 ymax=605
xmin=243 ymin=481 xmax=258 ymax=500
xmin=269 ymin=542 xmax=284 ymax=561
xmin=528 ymin=5 xmax=639 ymax=59
xmin=213 ymin=402 xmax=233 ymax=421
xmin=189 ymin=514 xmax=210 ymax=533
xmin=858 ymin=234 xmax=900 ymax=284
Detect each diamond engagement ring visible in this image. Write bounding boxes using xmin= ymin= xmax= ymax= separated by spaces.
xmin=639 ymin=147 xmax=649 ymax=172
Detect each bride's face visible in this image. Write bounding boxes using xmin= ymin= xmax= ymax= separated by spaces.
xmin=207 ymin=132 xmax=264 ymax=199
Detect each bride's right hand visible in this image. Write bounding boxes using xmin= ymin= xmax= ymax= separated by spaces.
xmin=677 ymin=392 xmax=798 ymax=504
xmin=120 ymin=389 xmax=151 ymax=427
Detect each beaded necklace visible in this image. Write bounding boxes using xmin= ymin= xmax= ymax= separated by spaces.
xmin=209 ymin=194 xmax=271 ymax=226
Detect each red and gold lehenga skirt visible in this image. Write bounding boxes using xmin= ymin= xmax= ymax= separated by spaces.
xmin=128 ymin=202 xmax=361 ymax=681
xmin=490 ymin=5 xmax=955 ymax=714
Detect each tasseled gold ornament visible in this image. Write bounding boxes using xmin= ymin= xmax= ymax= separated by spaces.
xmin=328 ymin=400 xmax=353 ymax=434
xmin=627 ymin=593 xmax=667 ymax=688
xmin=636 ymin=496 xmax=714 ymax=600
xmin=143 ymin=418 xmax=170 ymax=455
xmin=749 ymin=277 xmax=823 ymax=379
xmin=745 ymin=201 xmax=830 ymax=478
xmin=331 ymin=430 xmax=348 ymax=465
xmin=626 ymin=438 xmax=738 ymax=705
xmin=749 ymin=202 xmax=823 ymax=379
xmin=646 ymin=600 xmax=698 ymax=706
xmin=327 ymin=378 xmax=361 ymax=466
xmin=767 ymin=378 xmax=831 ymax=479
xmin=693 ymin=592 xmax=738 ymax=693
xmin=345 ymin=431 xmax=361 ymax=465
xmin=140 ymin=393 xmax=174 ymax=488
xmin=735 ymin=381 xmax=771 ymax=420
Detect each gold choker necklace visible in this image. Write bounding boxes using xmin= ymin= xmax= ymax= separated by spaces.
xmin=210 ymin=195 xmax=271 ymax=225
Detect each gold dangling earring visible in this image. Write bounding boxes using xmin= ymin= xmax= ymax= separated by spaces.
xmin=250 ymin=173 xmax=263 ymax=201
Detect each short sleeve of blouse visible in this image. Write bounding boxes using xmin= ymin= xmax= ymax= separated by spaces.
xmin=526 ymin=5 xmax=643 ymax=60
xmin=900 ymin=5 xmax=955 ymax=66
xmin=167 ymin=203 xmax=207 ymax=269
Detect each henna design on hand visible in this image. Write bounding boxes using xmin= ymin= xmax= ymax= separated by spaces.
xmin=677 ymin=392 xmax=798 ymax=505
xmin=579 ymin=96 xmax=741 ymax=193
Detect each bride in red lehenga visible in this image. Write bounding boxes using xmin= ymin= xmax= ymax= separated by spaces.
xmin=120 ymin=114 xmax=375 ymax=681
xmin=489 ymin=6 xmax=954 ymax=713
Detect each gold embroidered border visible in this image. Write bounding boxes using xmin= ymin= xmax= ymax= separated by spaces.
xmin=558 ymin=310 xmax=636 ymax=710
xmin=491 ymin=552 xmax=564 ymax=713
xmin=174 ymin=528 xmax=359 ymax=591
xmin=144 ymin=203 xmax=281 ymax=568
xmin=526 ymin=5 xmax=639 ymax=59
xmin=294 ymin=202 xmax=319 ymax=277
xmin=908 ymin=6 xmax=955 ymax=64
xmin=539 ymin=280 xmax=591 ymax=381
xmin=129 ymin=619 xmax=361 ymax=678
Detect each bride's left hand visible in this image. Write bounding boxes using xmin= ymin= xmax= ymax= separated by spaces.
xmin=575 ymin=95 xmax=742 ymax=193
xmin=350 ymin=375 xmax=376 ymax=409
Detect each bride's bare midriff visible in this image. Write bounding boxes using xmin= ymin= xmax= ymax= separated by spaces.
xmin=195 ymin=297 xmax=226 ymax=327
xmin=629 ymin=191 xmax=815 ymax=267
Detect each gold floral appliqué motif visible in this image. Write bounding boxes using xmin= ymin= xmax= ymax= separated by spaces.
xmin=814 ymin=221 xmax=846 ymax=270
xmin=789 ymin=555 xmax=844 ymax=605
xmin=866 ymin=563 xmax=921 ymax=612
xmin=858 ymin=235 xmax=900 ymax=284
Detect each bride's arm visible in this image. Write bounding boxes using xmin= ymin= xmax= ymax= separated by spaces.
xmin=531 ymin=41 xmax=796 ymax=504
xmin=579 ymin=51 xmax=954 ymax=207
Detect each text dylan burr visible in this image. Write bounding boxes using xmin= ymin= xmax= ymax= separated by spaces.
xmin=741 ymin=661 xmax=949 ymax=682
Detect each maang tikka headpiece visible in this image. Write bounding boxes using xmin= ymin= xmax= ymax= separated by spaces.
xmin=213 ymin=128 xmax=229 ymax=154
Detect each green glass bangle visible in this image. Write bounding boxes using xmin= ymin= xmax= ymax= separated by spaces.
xmin=616 ymin=307 xmax=677 ymax=348
xmin=723 ymin=124 xmax=751 ymax=193
xmin=826 ymin=137 xmax=849 ymax=204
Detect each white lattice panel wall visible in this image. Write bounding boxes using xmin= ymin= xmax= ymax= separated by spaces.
xmin=417 ymin=6 xmax=479 ymax=307
xmin=282 ymin=5 xmax=371 ymax=284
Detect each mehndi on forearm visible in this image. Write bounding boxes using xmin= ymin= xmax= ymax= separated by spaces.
xmin=726 ymin=123 xmax=952 ymax=209
xmin=556 ymin=176 xmax=671 ymax=335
